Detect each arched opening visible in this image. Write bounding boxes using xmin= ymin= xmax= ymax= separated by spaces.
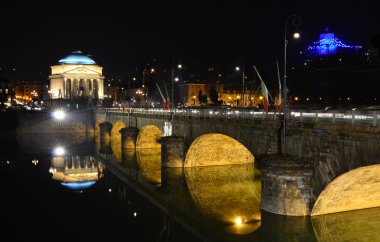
xmin=110 ymin=120 xmax=126 ymax=162
xmin=79 ymin=79 xmax=85 ymax=97
xmin=93 ymin=79 xmax=98 ymax=99
xmin=311 ymin=164 xmax=380 ymax=216
xmin=184 ymin=133 xmax=254 ymax=167
xmin=136 ymin=148 xmax=161 ymax=185
xmin=311 ymin=206 xmax=380 ymax=241
xmin=73 ymin=79 xmax=79 ymax=98
xmin=136 ymin=125 xmax=163 ymax=149
xmin=87 ymin=79 xmax=92 ymax=96
xmin=185 ymin=164 xmax=261 ymax=234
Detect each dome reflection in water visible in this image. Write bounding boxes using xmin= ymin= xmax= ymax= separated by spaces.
xmin=50 ymin=151 xmax=105 ymax=192
xmin=185 ymin=164 xmax=261 ymax=235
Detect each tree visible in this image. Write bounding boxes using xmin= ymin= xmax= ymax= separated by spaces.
xmin=209 ymin=87 xmax=219 ymax=105
xmin=198 ymin=90 xmax=208 ymax=106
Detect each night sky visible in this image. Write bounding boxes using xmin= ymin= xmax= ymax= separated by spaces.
xmin=0 ymin=0 xmax=378 ymax=82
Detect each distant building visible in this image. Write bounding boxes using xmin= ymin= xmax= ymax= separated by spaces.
xmin=306 ymin=29 xmax=362 ymax=58
xmin=14 ymin=81 xmax=48 ymax=103
xmin=49 ymin=51 xmax=104 ymax=100
xmin=0 ymin=79 xmax=13 ymax=107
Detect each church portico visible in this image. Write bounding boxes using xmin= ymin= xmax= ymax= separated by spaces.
xmin=49 ymin=51 xmax=104 ymax=100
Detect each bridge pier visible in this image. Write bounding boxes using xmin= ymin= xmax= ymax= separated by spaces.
xmin=161 ymin=136 xmax=185 ymax=167
xmin=260 ymin=155 xmax=313 ymax=216
xmin=120 ymin=127 xmax=139 ymax=149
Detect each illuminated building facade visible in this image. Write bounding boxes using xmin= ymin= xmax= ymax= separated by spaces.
xmin=49 ymin=51 xmax=104 ymax=100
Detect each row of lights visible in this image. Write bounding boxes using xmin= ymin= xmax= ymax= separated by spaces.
xmin=291 ymin=97 xmax=375 ymax=101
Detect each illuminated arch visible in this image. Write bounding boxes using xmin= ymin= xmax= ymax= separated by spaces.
xmin=311 ymin=206 xmax=380 ymax=241
xmin=184 ymin=133 xmax=254 ymax=167
xmin=136 ymin=148 xmax=161 ymax=185
xmin=110 ymin=120 xmax=126 ymax=162
xmin=136 ymin=125 xmax=163 ymax=149
xmin=95 ymin=117 xmax=104 ymax=134
xmin=185 ymin=164 xmax=261 ymax=234
xmin=311 ymin=164 xmax=380 ymax=216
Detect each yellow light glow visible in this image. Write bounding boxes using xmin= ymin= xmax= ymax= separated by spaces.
xmin=150 ymin=68 xmax=155 ymax=73
xmin=235 ymin=217 xmax=243 ymax=225
xmin=294 ymin=97 xmax=299 ymax=101
xmin=237 ymin=95 xmax=240 ymax=99
xmin=259 ymin=96 xmax=263 ymax=100
xmin=228 ymin=96 xmax=232 ymax=100
xmin=192 ymin=95 xmax=196 ymax=99
xmin=293 ymin=32 xmax=300 ymax=39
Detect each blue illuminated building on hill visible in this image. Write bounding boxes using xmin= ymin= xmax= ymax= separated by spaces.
xmin=306 ymin=29 xmax=362 ymax=58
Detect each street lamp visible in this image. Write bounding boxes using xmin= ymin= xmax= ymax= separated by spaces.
xmin=171 ymin=62 xmax=183 ymax=109
xmin=282 ymin=14 xmax=301 ymax=156
xmin=235 ymin=65 xmax=245 ymax=107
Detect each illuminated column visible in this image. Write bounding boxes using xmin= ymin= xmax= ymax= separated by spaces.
xmin=161 ymin=136 xmax=185 ymax=167
xmin=98 ymin=78 xmax=104 ymax=99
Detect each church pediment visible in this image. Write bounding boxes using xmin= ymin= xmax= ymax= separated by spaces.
xmin=63 ymin=67 xmax=101 ymax=75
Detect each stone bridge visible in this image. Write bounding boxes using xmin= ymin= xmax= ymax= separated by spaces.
xmin=12 ymin=107 xmax=379 ymax=218
xmin=74 ymin=108 xmax=379 ymax=217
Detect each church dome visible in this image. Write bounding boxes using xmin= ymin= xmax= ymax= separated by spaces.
xmin=58 ymin=51 xmax=96 ymax=65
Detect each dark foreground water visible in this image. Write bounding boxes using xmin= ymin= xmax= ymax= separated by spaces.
xmin=1 ymin=133 xmax=380 ymax=242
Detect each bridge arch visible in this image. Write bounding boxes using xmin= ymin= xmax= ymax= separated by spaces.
xmin=311 ymin=164 xmax=380 ymax=216
xmin=185 ymin=164 xmax=261 ymax=234
xmin=95 ymin=117 xmax=104 ymax=134
xmin=184 ymin=133 xmax=254 ymax=167
xmin=136 ymin=125 xmax=163 ymax=149
xmin=110 ymin=120 xmax=126 ymax=161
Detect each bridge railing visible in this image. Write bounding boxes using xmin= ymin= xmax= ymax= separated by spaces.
xmin=102 ymin=108 xmax=380 ymax=126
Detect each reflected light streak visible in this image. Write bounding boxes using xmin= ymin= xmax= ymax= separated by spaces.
xmin=235 ymin=217 xmax=243 ymax=225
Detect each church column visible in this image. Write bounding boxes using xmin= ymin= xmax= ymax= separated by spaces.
xmin=98 ymin=79 xmax=104 ymax=99
xmin=93 ymin=79 xmax=98 ymax=99
xmin=63 ymin=78 xmax=66 ymax=98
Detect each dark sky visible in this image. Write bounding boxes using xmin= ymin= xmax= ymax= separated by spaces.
xmin=0 ymin=0 xmax=378 ymax=82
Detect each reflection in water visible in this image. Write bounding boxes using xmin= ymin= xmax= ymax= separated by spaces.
xmin=122 ymin=148 xmax=138 ymax=169
xmin=185 ymin=164 xmax=261 ymax=235
xmin=312 ymin=207 xmax=380 ymax=242
xmin=111 ymin=120 xmax=125 ymax=162
xmin=136 ymin=148 xmax=161 ymax=185
xmin=50 ymin=154 xmax=105 ymax=191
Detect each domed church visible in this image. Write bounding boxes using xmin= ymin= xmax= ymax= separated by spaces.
xmin=49 ymin=51 xmax=104 ymax=100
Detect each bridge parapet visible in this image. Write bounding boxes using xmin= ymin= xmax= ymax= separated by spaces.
xmin=103 ymin=108 xmax=380 ymax=126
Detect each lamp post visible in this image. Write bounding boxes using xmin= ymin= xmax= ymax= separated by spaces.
xmin=235 ymin=65 xmax=245 ymax=107
xmin=171 ymin=61 xmax=182 ymax=110
xmin=282 ymin=14 xmax=301 ymax=156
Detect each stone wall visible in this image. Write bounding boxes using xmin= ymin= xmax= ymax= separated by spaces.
xmin=286 ymin=121 xmax=380 ymax=201
xmin=16 ymin=109 xmax=95 ymax=134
